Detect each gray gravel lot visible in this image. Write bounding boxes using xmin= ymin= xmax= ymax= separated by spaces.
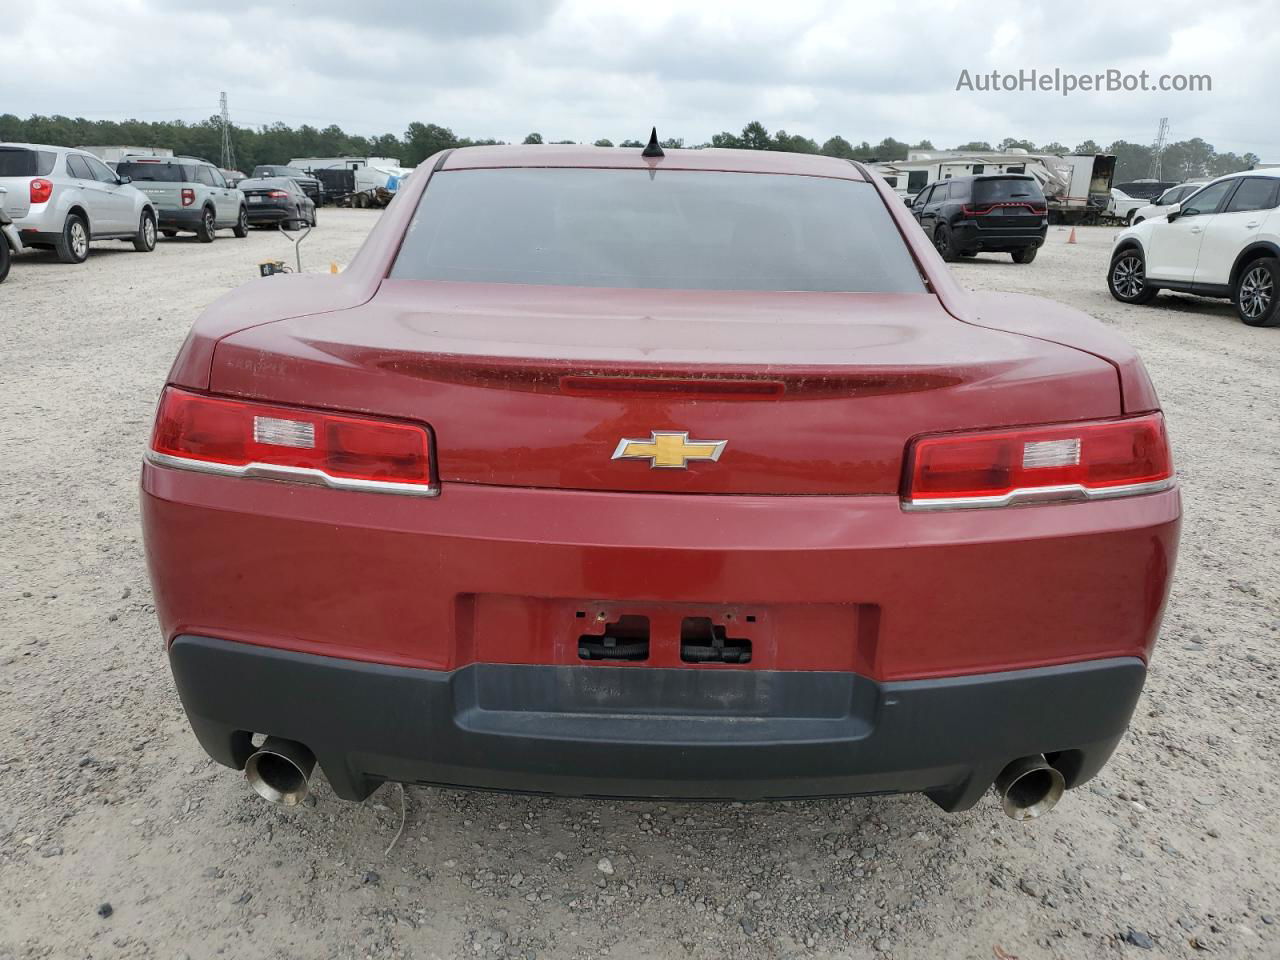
xmin=1 ymin=213 xmax=1276 ymax=959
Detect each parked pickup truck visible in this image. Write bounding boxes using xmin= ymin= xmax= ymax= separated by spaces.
xmin=116 ymin=156 xmax=248 ymax=242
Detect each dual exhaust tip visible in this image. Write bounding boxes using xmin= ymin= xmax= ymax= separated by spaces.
xmin=245 ymin=736 xmax=315 ymax=806
xmin=242 ymin=740 xmax=1066 ymax=820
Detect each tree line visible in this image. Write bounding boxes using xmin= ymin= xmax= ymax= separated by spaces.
xmin=0 ymin=114 xmax=1261 ymax=185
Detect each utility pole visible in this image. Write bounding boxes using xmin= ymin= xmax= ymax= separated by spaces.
xmin=219 ymin=92 xmax=237 ymax=172
xmin=1148 ymin=117 xmax=1169 ymax=180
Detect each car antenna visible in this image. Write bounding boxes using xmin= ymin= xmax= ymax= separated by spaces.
xmin=641 ymin=127 xmax=664 ymax=159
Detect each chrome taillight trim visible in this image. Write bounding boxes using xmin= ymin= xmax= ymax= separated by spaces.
xmin=902 ymin=477 xmax=1175 ymax=512
xmin=144 ymin=450 xmax=440 ymax=497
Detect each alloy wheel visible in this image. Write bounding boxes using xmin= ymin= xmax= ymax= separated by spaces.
xmin=144 ymin=217 xmax=156 ymax=248
xmin=1239 ymin=265 xmax=1273 ymax=319
xmin=70 ymin=221 xmax=88 ymax=259
xmin=1112 ymin=255 xmax=1144 ymax=299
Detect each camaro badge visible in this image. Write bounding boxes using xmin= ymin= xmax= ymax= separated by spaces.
xmin=611 ymin=431 xmax=727 ymax=469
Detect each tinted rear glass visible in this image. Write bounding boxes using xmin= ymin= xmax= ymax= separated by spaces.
xmin=117 ymin=162 xmax=195 ymax=182
xmin=0 ymin=147 xmax=55 ymax=177
xmin=391 ymin=169 xmax=925 ymax=293
xmin=972 ymin=178 xmax=1044 ymax=203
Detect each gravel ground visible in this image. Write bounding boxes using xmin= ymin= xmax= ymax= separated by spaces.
xmin=1 ymin=213 xmax=1276 ymax=960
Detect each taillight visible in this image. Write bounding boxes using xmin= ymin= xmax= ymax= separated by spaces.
xmin=147 ymin=387 xmax=436 ymax=496
xmin=30 ymin=178 xmax=53 ymax=204
xmin=181 ymin=188 xmax=195 ymax=206
xmin=267 ymin=190 xmax=288 ymax=198
xmin=903 ymin=413 xmax=1173 ymax=510
xmin=961 ymin=202 xmax=1048 ymax=216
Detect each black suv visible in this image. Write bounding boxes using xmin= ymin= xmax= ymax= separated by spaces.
xmin=911 ymin=175 xmax=1048 ymax=264
xmin=251 ymin=165 xmax=324 ymax=207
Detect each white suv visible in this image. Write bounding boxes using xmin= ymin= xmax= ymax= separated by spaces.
xmin=0 ymin=142 xmax=158 ymax=263
xmin=1108 ymin=170 xmax=1279 ymax=326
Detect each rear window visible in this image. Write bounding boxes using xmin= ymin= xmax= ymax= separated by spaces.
xmin=391 ymin=169 xmax=926 ymax=293
xmin=0 ymin=147 xmax=56 ymax=177
xmin=972 ymin=178 xmax=1044 ymax=204
xmin=117 ymin=162 xmax=195 ymax=182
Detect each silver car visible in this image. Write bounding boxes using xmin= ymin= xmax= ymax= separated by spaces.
xmin=117 ymin=156 xmax=248 ymax=242
xmin=0 ymin=142 xmax=158 ymax=263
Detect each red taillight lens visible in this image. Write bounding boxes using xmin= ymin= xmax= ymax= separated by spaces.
xmin=181 ymin=188 xmax=195 ymax=206
xmin=30 ymin=178 xmax=53 ymax=204
xmin=904 ymin=413 xmax=1173 ymax=509
xmin=148 ymin=387 xmax=435 ymax=495
xmin=267 ymin=190 xmax=289 ymax=198
xmin=961 ymin=202 xmax=1048 ymax=216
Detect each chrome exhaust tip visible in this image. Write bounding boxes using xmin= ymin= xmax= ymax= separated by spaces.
xmin=244 ymin=737 xmax=316 ymax=806
xmin=993 ymin=755 xmax=1066 ymax=821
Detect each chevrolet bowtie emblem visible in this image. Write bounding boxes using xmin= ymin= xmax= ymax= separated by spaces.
xmin=611 ymin=431 xmax=727 ymax=469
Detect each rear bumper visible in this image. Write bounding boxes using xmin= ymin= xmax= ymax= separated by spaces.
xmin=157 ymin=207 xmax=206 ymax=230
xmin=245 ymin=205 xmax=291 ymax=223
xmin=953 ymin=221 xmax=1048 ymax=251
xmin=170 ymin=634 xmax=1146 ymax=808
xmin=141 ymin=464 xmax=1179 ymax=681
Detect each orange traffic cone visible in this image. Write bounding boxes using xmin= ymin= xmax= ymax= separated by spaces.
xmin=1067 ymin=227 xmax=1078 ymax=244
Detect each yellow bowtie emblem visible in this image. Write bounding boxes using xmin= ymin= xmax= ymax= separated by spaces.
xmin=611 ymin=431 xmax=727 ymax=469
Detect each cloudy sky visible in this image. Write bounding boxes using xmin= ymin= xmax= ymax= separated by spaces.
xmin=11 ymin=0 xmax=1278 ymax=157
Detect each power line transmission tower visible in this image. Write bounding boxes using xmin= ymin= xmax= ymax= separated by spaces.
xmin=219 ymin=92 xmax=237 ymax=171
xmin=1148 ymin=117 xmax=1169 ymax=180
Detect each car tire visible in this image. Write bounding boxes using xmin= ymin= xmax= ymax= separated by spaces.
xmin=232 ymin=207 xmax=249 ymax=238
xmin=1123 ymin=211 xmax=1135 ymax=226
xmin=196 ymin=206 xmax=217 ymax=243
xmin=132 ymin=210 xmax=157 ymax=252
xmin=0 ymin=236 xmax=11 ymax=283
xmin=1108 ymin=248 xmax=1159 ymax=305
xmin=933 ymin=224 xmax=958 ymax=262
xmin=1011 ymin=246 xmax=1038 ymax=264
xmin=55 ymin=213 xmax=90 ymax=264
xmin=1233 ymin=257 xmax=1279 ymax=327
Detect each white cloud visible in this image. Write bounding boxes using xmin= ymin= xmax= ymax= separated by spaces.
xmin=6 ymin=0 xmax=1276 ymax=157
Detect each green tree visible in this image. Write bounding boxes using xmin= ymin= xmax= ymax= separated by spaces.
xmin=1074 ymin=140 xmax=1102 ymax=155
xmin=739 ymin=121 xmax=772 ymax=150
xmin=522 ymin=132 xmax=543 ymax=145
xmin=953 ymin=141 xmax=993 ymax=151
xmin=820 ymin=136 xmax=855 ymax=159
xmin=1105 ymin=140 xmax=1154 ymax=183
xmin=870 ymin=138 xmax=910 ymax=160
xmin=593 ymin=138 xmax=614 ymax=147
xmin=998 ymin=137 xmax=1037 ymax=152
xmin=402 ymin=122 xmax=456 ymax=166
xmin=771 ymin=130 xmax=818 ymax=153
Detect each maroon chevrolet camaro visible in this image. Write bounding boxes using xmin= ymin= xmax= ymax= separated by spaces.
xmin=141 ymin=143 xmax=1180 ymax=819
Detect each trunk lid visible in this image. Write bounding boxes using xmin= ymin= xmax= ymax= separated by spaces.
xmin=209 ymin=281 xmax=1122 ymax=496
xmin=0 ymin=179 xmax=31 ymax=218
xmin=0 ymin=145 xmax=48 ymax=218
